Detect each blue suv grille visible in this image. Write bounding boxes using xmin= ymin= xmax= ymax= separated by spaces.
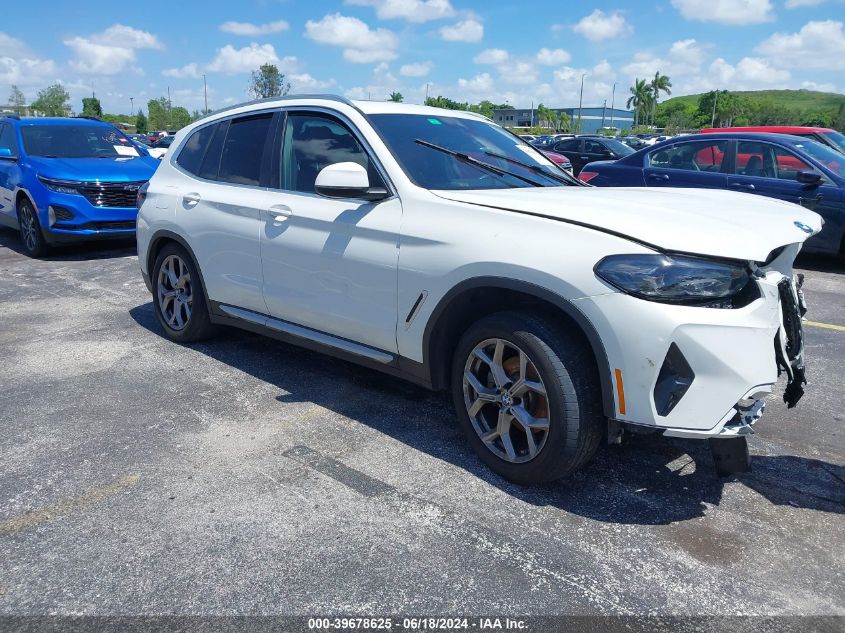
xmin=78 ymin=181 xmax=145 ymax=208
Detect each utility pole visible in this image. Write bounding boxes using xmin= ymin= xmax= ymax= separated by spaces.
xmin=130 ymin=97 xmax=134 ymax=116
xmin=610 ymin=82 xmax=616 ymax=130
xmin=711 ymin=92 xmax=716 ymax=127
xmin=601 ymin=99 xmax=607 ymax=129
xmin=530 ymin=99 xmax=534 ymax=128
xmin=203 ymin=75 xmax=208 ymax=114
xmin=167 ymin=85 xmax=172 ymax=130
xmin=425 ymin=82 xmax=430 ymax=102
xmin=577 ymin=73 xmax=585 ymax=134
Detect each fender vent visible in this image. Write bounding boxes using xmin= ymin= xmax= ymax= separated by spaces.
xmin=653 ymin=343 xmax=695 ymax=417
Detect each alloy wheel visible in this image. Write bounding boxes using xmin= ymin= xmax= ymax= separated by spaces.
xmin=157 ymin=254 xmax=193 ymax=331
xmin=19 ymin=205 xmax=38 ymax=252
xmin=462 ymin=338 xmax=550 ymax=464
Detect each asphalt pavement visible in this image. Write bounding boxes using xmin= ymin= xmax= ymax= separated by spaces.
xmin=0 ymin=228 xmax=843 ymax=619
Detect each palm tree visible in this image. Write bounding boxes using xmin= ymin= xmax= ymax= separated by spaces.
xmin=389 ymin=91 xmax=403 ymax=102
xmin=650 ymin=72 xmax=672 ymax=126
xmin=627 ymin=78 xmax=650 ymax=127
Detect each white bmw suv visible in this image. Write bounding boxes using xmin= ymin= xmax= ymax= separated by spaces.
xmin=136 ymin=95 xmax=821 ymax=484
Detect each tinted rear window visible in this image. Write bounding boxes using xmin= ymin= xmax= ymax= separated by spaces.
xmin=176 ymin=124 xmax=215 ymax=176
xmin=218 ymin=114 xmax=273 ymax=186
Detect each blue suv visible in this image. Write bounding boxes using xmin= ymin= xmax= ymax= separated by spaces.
xmin=0 ymin=115 xmax=160 ymax=256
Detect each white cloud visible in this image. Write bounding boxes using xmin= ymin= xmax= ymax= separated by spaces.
xmin=622 ymin=39 xmax=707 ymax=78
xmin=162 ymin=62 xmax=201 ymax=79
xmin=64 ymin=24 xmax=161 ymax=75
xmin=439 ymin=19 xmax=483 ymax=42
xmin=535 ymin=48 xmax=571 ymax=66
xmin=457 ymin=72 xmax=493 ymax=92
xmin=344 ymin=62 xmax=401 ymax=101
xmin=206 ymin=43 xmax=297 ymax=74
xmin=219 ymin=20 xmax=290 ymax=36
xmin=497 ymin=61 xmax=538 ymax=86
xmin=289 ymin=73 xmax=336 ymax=92
xmin=400 ymin=61 xmax=433 ymax=76
xmin=695 ymin=56 xmax=790 ymax=90
xmin=345 ymin=0 xmax=455 ymax=22
xmin=573 ymin=10 xmax=632 ymax=42
xmin=0 ymin=32 xmax=31 ymax=57
xmin=670 ymin=0 xmax=774 ymax=25
xmin=800 ymin=80 xmax=836 ymax=92
xmin=0 ymin=56 xmax=57 ymax=87
xmin=474 ymin=48 xmax=509 ymax=64
xmin=757 ymin=20 xmax=845 ymax=69
xmin=305 ymin=14 xmax=399 ymax=63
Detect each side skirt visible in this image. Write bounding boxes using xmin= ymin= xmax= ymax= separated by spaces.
xmin=208 ymin=301 xmax=433 ymax=390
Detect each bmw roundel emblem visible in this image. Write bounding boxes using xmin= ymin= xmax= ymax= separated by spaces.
xmin=794 ymin=221 xmax=814 ymax=234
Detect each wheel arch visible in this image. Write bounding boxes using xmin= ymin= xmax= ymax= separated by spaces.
xmin=146 ymin=229 xmax=212 ymax=307
xmin=421 ymin=277 xmax=616 ymax=418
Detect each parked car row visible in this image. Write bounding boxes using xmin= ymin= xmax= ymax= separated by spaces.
xmin=0 ymin=101 xmax=825 ymax=484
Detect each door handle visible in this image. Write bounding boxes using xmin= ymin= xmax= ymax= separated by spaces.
xmin=730 ymin=182 xmax=756 ymax=190
xmin=580 ymin=156 xmax=590 ymax=160
xmin=268 ymin=204 xmax=293 ymax=222
xmin=648 ymin=174 xmax=669 ymax=181
xmin=183 ymin=192 xmax=201 ymax=206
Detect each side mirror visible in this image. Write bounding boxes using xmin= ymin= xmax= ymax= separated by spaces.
xmin=796 ymin=170 xmax=822 ymax=185
xmin=0 ymin=147 xmax=14 ymax=159
xmin=315 ymin=162 xmax=388 ymax=202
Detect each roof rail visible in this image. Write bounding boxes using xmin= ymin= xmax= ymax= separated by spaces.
xmin=75 ymin=115 xmax=103 ymax=121
xmin=194 ymin=93 xmax=356 ymax=124
xmin=1 ymin=113 xmax=21 ymax=120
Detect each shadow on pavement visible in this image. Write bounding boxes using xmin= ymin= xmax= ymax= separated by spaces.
xmin=0 ymin=226 xmax=136 ymax=261
xmin=796 ymin=252 xmax=845 ymax=274
xmin=130 ymin=302 xmax=845 ymax=526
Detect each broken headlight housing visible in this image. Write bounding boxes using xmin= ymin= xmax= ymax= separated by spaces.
xmin=595 ymin=254 xmax=756 ymax=308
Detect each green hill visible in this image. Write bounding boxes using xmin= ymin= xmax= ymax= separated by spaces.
xmin=662 ymin=89 xmax=845 ymax=113
xmin=655 ymin=89 xmax=845 ymax=130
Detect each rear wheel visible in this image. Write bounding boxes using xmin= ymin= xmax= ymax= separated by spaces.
xmin=18 ymin=198 xmax=48 ymax=258
xmin=452 ymin=311 xmax=604 ymax=485
xmin=152 ymin=243 xmax=217 ymax=342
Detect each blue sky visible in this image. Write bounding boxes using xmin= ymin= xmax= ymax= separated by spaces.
xmin=4 ymin=0 xmax=845 ymax=115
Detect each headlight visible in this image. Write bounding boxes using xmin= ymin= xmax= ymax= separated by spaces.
xmin=37 ymin=175 xmax=82 ymax=195
xmin=595 ymin=254 xmax=752 ymax=307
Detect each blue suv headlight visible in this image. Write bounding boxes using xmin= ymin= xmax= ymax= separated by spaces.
xmin=37 ymin=175 xmax=82 ymax=195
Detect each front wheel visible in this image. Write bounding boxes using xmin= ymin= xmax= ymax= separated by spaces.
xmin=452 ymin=311 xmax=604 ymax=485
xmin=152 ymin=243 xmax=217 ymax=342
xmin=18 ymin=199 xmax=48 ymax=257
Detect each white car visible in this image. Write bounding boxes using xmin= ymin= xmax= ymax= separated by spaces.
xmin=136 ymin=96 xmax=821 ymax=484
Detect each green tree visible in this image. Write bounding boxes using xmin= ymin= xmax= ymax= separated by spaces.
xmin=170 ymin=106 xmax=191 ymax=130
xmin=424 ymin=95 xmax=468 ymax=110
xmin=556 ymin=111 xmax=571 ymax=132
xmin=248 ymin=63 xmax=290 ymax=99
xmin=7 ymin=85 xmax=26 ymax=113
xmin=535 ymin=103 xmax=556 ymax=129
xmin=649 ymin=72 xmax=672 ymax=126
xmin=832 ymin=102 xmax=845 ymax=133
xmin=135 ymin=110 xmax=148 ymax=134
xmin=31 ymin=83 xmax=71 ymax=116
xmin=627 ymin=79 xmax=650 ymax=128
xmin=389 ymin=91 xmax=403 ymax=102
xmin=81 ymin=96 xmax=103 ymax=118
xmin=147 ymin=97 xmax=171 ymax=131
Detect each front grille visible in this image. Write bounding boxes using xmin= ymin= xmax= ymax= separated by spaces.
xmin=54 ymin=220 xmax=136 ymax=232
xmin=78 ymin=181 xmax=146 ymax=208
xmin=778 ymin=279 xmax=803 ymax=361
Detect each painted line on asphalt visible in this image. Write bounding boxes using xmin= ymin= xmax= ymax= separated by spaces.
xmin=805 ymin=321 xmax=845 ymax=332
xmin=0 ymin=474 xmax=140 ymax=537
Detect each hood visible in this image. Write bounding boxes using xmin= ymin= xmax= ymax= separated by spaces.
xmin=431 ymin=186 xmax=823 ymax=262
xmin=28 ymin=156 xmax=159 ymax=183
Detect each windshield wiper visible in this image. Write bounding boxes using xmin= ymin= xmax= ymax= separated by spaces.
xmin=482 ymin=150 xmax=576 ymax=186
xmin=414 ymin=139 xmax=543 ymax=187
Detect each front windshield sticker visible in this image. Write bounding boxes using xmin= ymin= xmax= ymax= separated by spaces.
xmin=427 ymin=118 xmax=442 ymax=125
xmin=114 ymin=145 xmax=139 ymax=157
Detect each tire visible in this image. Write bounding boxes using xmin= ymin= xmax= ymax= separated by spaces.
xmin=17 ymin=198 xmax=48 ymax=258
xmin=151 ymin=242 xmax=217 ymax=342
xmin=451 ymin=311 xmax=604 ymax=485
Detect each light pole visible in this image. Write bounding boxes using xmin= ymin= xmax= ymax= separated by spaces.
xmin=609 ymin=82 xmax=616 ymax=130
xmin=129 ymin=97 xmax=134 ymax=116
xmin=711 ymin=90 xmax=719 ymax=128
xmin=203 ymin=74 xmax=208 ymax=114
xmin=577 ymin=73 xmax=586 ymax=133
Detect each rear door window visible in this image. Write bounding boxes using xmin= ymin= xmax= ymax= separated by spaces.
xmin=176 ymin=124 xmax=216 ymax=176
xmin=649 ymin=141 xmax=727 ymax=172
xmin=217 ymin=113 xmax=274 ymax=186
xmin=736 ymin=141 xmax=812 ymax=180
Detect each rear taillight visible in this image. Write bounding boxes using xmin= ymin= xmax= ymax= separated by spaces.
xmin=137 ymin=181 xmax=149 ymax=210
xmin=579 ymin=171 xmax=599 ymax=183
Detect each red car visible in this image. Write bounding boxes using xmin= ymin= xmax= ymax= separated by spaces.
xmin=701 ymin=126 xmax=845 ymax=155
xmin=540 ymin=149 xmax=573 ymax=174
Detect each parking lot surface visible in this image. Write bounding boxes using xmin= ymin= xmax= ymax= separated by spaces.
xmin=0 ymin=228 xmax=843 ymax=616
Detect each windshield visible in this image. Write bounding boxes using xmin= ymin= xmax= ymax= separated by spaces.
xmin=603 ymin=138 xmax=636 ymax=156
xmin=367 ymin=113 xmax=572 ymax=189
xmin=21 ymin=124 xmax=140 ymax=158
xmin=793 ymin=138 xmax=845 ymax=176
xmin=821 ymin=130 xmax=845 ymax=155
